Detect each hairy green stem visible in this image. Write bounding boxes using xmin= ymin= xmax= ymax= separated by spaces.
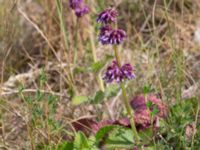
xmin=113 ymin=45 xmax=139 ymax=142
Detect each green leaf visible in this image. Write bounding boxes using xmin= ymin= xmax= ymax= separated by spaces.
xmin=95 ymin=125 xmax=116 ymax=142
xmin=105 ymin=85 xmax=120 ymax=98
xmin=104 ymin=126 xmax=135 ymax=149
xmin=35 ymin=90 xmax=45 ymax=101
xmin=89 ymin=85 xmax=120 ymax=104
xmin=146 ymin=101 xmax=153 ymax=109
xmin=143 ymin=85 xmax=153 ymax=94
xmin=90 ymin=61 xmax=105 ymax=73
xmin=95 ymin=125 xmax=135 ymax=149
xmin=24 ymin=96 xmax=33 ymax=104
xmin=39 ymin=68 xmax=46 ymax=86
xmin=73 ymin=66 xmax=88 ymax=74
xmin=90 ymin=90 xmax=105 ymax=104
xmin=87 ymin=136 xmax=99 ymax=150
xmin=138 ymin=128 xmax=153 ymax=143
xmin=72 ymin=96 xmax=88 ymax=105
xmin=151 ymin=107 xmax=159 ymax=116
xmin=57 ymin=141 xmax=74 ymax=150
xmin=74 ymin=132 xmax=89 ymax=150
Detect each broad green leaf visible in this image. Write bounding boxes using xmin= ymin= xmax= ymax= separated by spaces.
xmin=87 ymin=136 xmax=99 ymax=150
xmin=95 ymin=125 xmax=116 ymax=142
xmin=57 ymin=141 xmax=74 ymax=150
xmin=72 ymin=96 xmax=88 ymax=105
xmin=104 ymin=126 xmax=135 ymax=149
xmin=90 ymin=90 xmax=105 ymax=104
xmin=138 ymin=128 xmax=153 ymax=143
xmin=74 ymin=132 xmax=89 ymax=150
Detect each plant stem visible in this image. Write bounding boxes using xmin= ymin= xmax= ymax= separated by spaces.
xmin=19 ymin=92 xmax=35 ymax=150
xmin=97 ymin=73 xmax=105 ymax=92
xmin=73 ymin=18 xmax=79 ymax=66
xmin=113 ymin=45 xmax=139 ymax=142
xmin=56 ymin=0 xmax=75 ymax=94
xmin=191 ymin=100 xmax=200 ymax=149
xmin=89 ymin=26 xmax=105 ymax=92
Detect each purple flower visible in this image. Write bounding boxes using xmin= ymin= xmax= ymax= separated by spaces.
xmin=69 ymin=0 xmax=89 ymax=17
xmin=121 ymin=63 xmax=136 ymax=80
xmin=109 ymin=29 xmax=126 ymax=44
xmin=97 ymin=8 xmax=118 ymax=24
xmin=103 ymin=61 xmax=135 ymax=83
xmin=103 ymin=61 xmax=123 ymax=83
xmin=99 ymin=26 xmax=126 ymax=45
xmin=99 ymin=25 xmax=113 ymax=45
xmin=69 ymin=0 xmax=83 ymax=9
xmin=75 ymin=5 xmax=89 ymax=17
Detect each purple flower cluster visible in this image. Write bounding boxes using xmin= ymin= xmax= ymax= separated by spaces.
xmin=69 ymin=0 xmax=89 ymax=17
xmin=97 ymin=8 xmax=118 ymax=24
xmin=99 ymin=25 xmax=113 ymax=44
xmin=103 ymin=61 xmax=135 ymax=83
xmin=69 ymin=0 xmax=83 ymax=9
xmin=99 ymin=26 xmax=126 ymax=45
xmin=97 ymin=8 xmax=126 ymax=45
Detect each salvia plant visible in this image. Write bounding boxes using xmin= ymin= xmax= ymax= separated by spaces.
xmin=97 ymin=7 xmax=140 ymax=142
xmin=4 ymin=1 xmax=200 ymax=150
xmin=55 ymin=4 xmax=169 ymax=150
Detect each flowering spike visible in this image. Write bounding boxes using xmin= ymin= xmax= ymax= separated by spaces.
xmin=121 ymin=63 xmax=136 ymax=80
xmin=103 ymin=61 xmax=135 ymax=83
xmin=69 ymin=0 xmax=83 ymax=9
xmin=99 ymin=27 xmax=126 ymax=45
xmin=97 ymin=8 xmax=118 ymax=24
xmin=109 ymin=29 xmax=126 ymax=45
xmin=69 ymin=0 xmax=89 ymax=17
xmin=75 ymin=5 xmax=89 ymax=17
xmin=99 ymin=25 xmax=113 ymax=45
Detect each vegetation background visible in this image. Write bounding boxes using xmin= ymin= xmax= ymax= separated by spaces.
xmin=0 ymin=0 xmax=200 ymax=149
